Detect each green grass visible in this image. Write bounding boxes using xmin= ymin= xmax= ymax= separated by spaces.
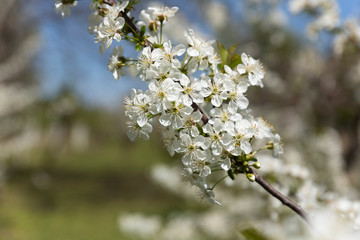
xmin=0 ymin=131 xmax=191 ymax=239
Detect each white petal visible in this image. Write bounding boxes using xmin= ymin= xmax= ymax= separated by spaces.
xmin=241 ymin=141 xmax=252 ymax=154
xmin=236 ymin=96 xmax=249 ymax=109
xmin=173 ymin=44 xmax=186 ymax=56
xmin=174 ymin=115 xmax=184 ymax=129
xmin=182 ymin=155 xmax=192 ymax=165
xmin=187 ymin=47 xmax=199 ymax=57
xmin=237 ymin=64 xmax=246 ymax=74
xmin=127 ymin=131 xmax=136 ymax=141
xmin=159 ymin=113 xmax=172 ymax=126
xmin=221 ymin=133 xmax=233 ymax=146
xmin=190 ymin=126 xmax=199 ymax=137
xmin=197 ymin=150 xmax=207 ymax=160
xmin=220 ymin=157 xmax=231 ymax=171
xmin=182 ymin=95 xmax=193 ymax=106
xmin=137 ymin=114 xmax=148 ymax=127
xmin=212 ymin=142 xmax=222 ymax=156
xmin=211 ymin=95 xmax=222 ymax=107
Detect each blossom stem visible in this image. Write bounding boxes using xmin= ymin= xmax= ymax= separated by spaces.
xmin=180 ymin=53 xmax=188 ymax=68
xmin=180 ymin=56 xmax=193 ymax=71
xmin=160 ymin=21 xmax=163 ymax=44
xmin=210 ymin=175 xmax=228 ymax=190
xmin=247 ymin=167 xmax=310 ymax=224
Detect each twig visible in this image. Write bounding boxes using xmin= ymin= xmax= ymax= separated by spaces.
xmin=248 ymin=167 xmax=310 ymax=224
xmin=191 ymin=102 xmax=209 ymax=124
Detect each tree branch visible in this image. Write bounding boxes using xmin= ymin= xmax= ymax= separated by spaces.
xmin=248 ymin=167 xmax=310 ymax=224
xmin=191 ymin=102 xmax=209 ymax=124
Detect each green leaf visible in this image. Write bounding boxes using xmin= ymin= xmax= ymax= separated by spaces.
xmin=140 ymin=25 xmax=146 ymax=37
xmin=228 ymin=54 xmax=242 ymax=69
xmin=227 ymin=169 xmax=235 ymax=180
xmin=135 ymin=43 xmax=142 ymax=52
xmin=240 ymin=227 xmax=270 ymax=240
xmin=217 ymin=41 xmax=228 ymax=65
xmin=228 ymin=42 xmax=240 ymax=61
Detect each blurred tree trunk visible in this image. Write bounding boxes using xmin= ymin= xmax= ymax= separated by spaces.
xmin=0 ymin=0 xmax=40 ymax=162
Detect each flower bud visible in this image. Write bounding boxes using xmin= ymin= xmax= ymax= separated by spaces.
xmin=252 ymin=162 xmax=261 ymax=169
xmin=246 ymin=173 xmax=255 ymax=182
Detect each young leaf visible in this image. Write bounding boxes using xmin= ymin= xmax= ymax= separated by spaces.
xmin=140 ymin=25 xmax=146 ymax=37
xmin=228 ymin=42 xmax=240 ymax=62
xmin=227 ymin=169 xmax=235 ymax=180
xmin=135 ymin=43 xmax=142 ymax=51
xmin=240 ymin=227 xmax=270 ymax=240
xmin=228 ymin=54 xmax=242 ymax=69
xmin=217 ymin=40 xmax=228 ymax=65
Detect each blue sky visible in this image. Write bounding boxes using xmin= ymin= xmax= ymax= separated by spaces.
xmin=33 ymin=0 xmax=360 ymax=109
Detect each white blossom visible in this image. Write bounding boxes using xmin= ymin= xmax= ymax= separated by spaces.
xmin=124 ymin=89 xmax=151 ymax=127
xmin=201 ymin=73 xmax=233 ymax=107
xmin=95 ymin=16 xmax=125 ymax=53
xmin=159 ymin=102 xmax=193 ymax=129
xmin=222 ymin=119 xmax=253 ymax=155
xmin=174 ymin=134 xmax=210 ymax=165
xmin=126 ymin=121 xmax=153 ymax=141
xmin=161 ymin=127 xmax=178 ymax=156
xmin=108 ymin=46 xmax=126 ymax=80
xmin=203 ymin=123 xmax=224 ymax=156
xmin=54 ymin=0 xmax=77 ymax=18
xmin=137 ymin=47 xmax=163 ymax=80
xmin=148 ymin=5 xmax=179 ymax=22
xmin=103 ymin=1 xmax=129 ymax=20
xmin=180 ymin=111 xmax=203 ymax=137
xmin=148 ymin=78 xmax=180 ymax=113
xmin=160 ymin=41 xmax=185 ymax=68
xmin=184 ymin=29 xmax=215 ymax=58
xmin=271 ymin=133 xmax=283 ymax=158
xmin=237 ymin=53 xmax=265 ymax=87
xmin=227 ymin=81 xmax=249 ymax=113
xmin=208 ymin=105 xmax=242 ymax=131
xmin=178 ymin=74 xmax=204 ymax=106
xmin=137 ymin=9 xmax=159 ymax=34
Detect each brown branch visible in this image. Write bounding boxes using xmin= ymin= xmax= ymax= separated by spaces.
xmin=248 ymin=167 xmax=310 ymax=224
xmin=191 ymin=102 xmax=209 ymax=124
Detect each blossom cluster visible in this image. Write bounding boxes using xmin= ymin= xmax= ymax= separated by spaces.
xmin=54 ymin=0 xmax=283 ymax=205
xmin=87 ymin=1 xmax=129 ymax=54
xmin=124 ymin=27 xmax=282 ymax=204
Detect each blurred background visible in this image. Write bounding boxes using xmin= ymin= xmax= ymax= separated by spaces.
xmin=0 ymin=0 xmax=359 ymax=239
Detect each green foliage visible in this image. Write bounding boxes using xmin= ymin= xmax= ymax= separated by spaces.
xmin=216 ymin=41 xmax=243 ymax=72
xmin=227 ymin=169 xmax=235 ymax=180
xmin=240 ymin=227 xmax=272 ymax=240
xmin=0 ymin=90 xmax=193 ymax=239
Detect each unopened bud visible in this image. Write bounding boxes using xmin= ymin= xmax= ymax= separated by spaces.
xmin=266 ymin=142 xmax=274 ymax=150
xmin=246 ymin=173 xmax=255 ymax=182
xmin=252 ymin=162 xmax=261 ymax=169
